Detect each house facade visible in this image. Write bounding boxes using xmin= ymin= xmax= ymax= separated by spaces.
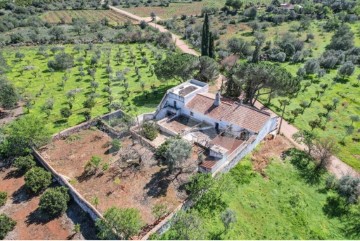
xmin=144 ymin=79 xmax=278 ymax=174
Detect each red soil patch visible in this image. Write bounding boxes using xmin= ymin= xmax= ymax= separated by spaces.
xmin=0 ymin=168 xmax=74 ymax=240
xmin=40 ymin=129 xmax=193 ymax=225
xmin=251 ymin=136 xmax=293 ymax=176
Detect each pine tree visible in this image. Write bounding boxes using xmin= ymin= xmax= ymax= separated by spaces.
xmin=201 ymin=13 xmax=210 ymax=56
xmin=209 ymin=32 xmax=215 ymax=59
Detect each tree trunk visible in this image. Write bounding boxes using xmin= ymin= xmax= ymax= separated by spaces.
xmin=277 ymin=104 xmax=287 ymax=134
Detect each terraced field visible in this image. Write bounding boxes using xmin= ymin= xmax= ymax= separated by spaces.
xmin=42 ymin=10 xmax=134 ymax=24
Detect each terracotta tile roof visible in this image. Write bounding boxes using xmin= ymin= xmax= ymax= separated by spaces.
xmin=199 ymin=160 xmax=217 ymax=170
xmin=186 ymin=93 xmax=270 ymax=133
xmin=210 ymin=135 xmax=244 ymax=154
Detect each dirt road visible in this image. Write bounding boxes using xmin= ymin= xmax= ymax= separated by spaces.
xmin=252 ymin=101 xmax=359 ymax=179
xmin=109 ymin=6 xmax=200 ymax=56
xmin=108 ymin=6 xmax=359 ymax=179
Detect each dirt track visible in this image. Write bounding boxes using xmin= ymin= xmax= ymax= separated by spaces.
xmin=107 ymin=5 xmax=359 ymax=179
xmin=109 ymin=6 xmax=200 ymax=56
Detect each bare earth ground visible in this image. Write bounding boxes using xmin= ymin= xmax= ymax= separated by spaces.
xmin=0 ymin=104 xmax=23 ymax=126
xmin=0 ymin=166 xmax=97 ymax=240
xmin=40 ymin=129 xmax=197 ymax=225
xmin=251 ymin=135 xmax=293 ymax=176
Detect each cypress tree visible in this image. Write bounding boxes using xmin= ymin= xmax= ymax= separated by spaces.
xmin=209 ymin=32 xmax=215 ymax=59
xmin=201 ymin=13 xmax=210 ymax=56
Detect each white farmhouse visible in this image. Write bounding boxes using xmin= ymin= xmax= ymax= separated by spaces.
xmin=141 ymin=79 xmax=278 ymax=174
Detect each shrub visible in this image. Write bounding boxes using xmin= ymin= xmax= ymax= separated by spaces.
xmin=24 ymin=167 xmax=52 ymax=193
xmin=96 ymin=207 xmax=143 ymax=239
xmin=229 ymin=159 xmax=256 ymax=185
xmin=39 ymin=186 xmax=70 ymax=216
xmin=13 ymin=155 xmax=36 ymax=173
xmin=0 ymin=214 xmax=16 ymax=239
xmin=84 ymin=156 xmax=102 ymax=174
xmin=151 ymin=203 xmax=168 ymax=220
xmin=47 ymin=52 xmax=74 ymax=71
xmin=110 ymin=139 xmax=121 ymax=153
xmin=0 ymin=191 xmax=7 ymax=207
xmin=60 ymin=107 xmax=72 ymax=119
xmin=142 ymin=121 xmax=158 ymax=141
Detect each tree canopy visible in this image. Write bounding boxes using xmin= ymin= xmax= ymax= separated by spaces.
xmin=0 ymin=116 xmax=50 ymax=157
xmin=24 ymin=167 xmax=52 ymax=194
xmin=226 ymin=62 xmax=300 ymax=105
xmin=96 ymin=207 xmax=143 ymax=239
xmin=0 ymin=77 xmax=18 ymax=109
xmin=39 ymin=186 xmax=70 ymax=216
xmin=154 ymin=53 xmax=199 ymax=83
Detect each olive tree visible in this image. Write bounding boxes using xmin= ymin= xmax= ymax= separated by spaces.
xmin=39 ymin=186 xmax=70 ymax=216
xmin=24 ymin=167 xmax=52 ymax=193
xmin=0 ymin=214 xmax=16 ymax=239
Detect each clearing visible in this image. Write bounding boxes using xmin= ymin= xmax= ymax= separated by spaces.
xmin=39 ymin=127 xmax=199 ymax=227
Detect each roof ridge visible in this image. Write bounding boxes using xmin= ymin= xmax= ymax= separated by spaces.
xmin=232 ymin=102 xmax=271 ymax=116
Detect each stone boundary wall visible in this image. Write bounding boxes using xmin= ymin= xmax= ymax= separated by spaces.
xmin=141 ymin=199 xmax=193 ymax=240
xmin=130 ymin=129 xmax=157 ymax=152
xmin=32 ymin=149 xmax=103 ymax=221
xmin=52 ymin=110 xmax=126 ymax=141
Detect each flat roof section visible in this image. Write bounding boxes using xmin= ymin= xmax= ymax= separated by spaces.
xmin=171 ymin=82 xmax=199 ymax=97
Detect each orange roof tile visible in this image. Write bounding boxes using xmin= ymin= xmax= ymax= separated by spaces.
xmin=186 ymin=93 xmax=270 ymax=133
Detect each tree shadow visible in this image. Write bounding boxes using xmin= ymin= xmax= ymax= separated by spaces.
xmin=322 ymin=195 xmax=348 ymax=218
xmin=333 ymin=77 xmax=349 ymax=84
xmin=76 ymin=171 xmax=95 ymax=183
xmin=65 ymin=200 xmax=98 ymax=240
xmin=25 ymin=208 xmax=54 ymax=226
xmin=12 ymin=184 xmax=35 ymax=204
xmin=4 ymin=169 xmax=23 ymax=180
xmin=144 ymin=167 xmax=171 ymax=198
xmin=132 ymin=84 xmax=176 ymax=109
xmin=286 ymin=149 xmax=323 ymax=185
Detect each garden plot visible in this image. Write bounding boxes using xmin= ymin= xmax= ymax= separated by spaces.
xmin=42 ymin=10 xmax=133 ymax=24
xmin=39 ymin=128 xmax=198 ymax=225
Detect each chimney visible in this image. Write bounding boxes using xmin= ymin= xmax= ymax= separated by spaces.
xmin=214 ymin=91 xmax=221 ymax=107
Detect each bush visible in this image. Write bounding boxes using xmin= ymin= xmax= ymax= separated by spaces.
xmin=229 ymin=159 xmax=256 ymax=185
xmin=24 ymin=167 xmax=52 ymax=193
xmin=142 ymin=121 xmax=158 ymax=141
xmin=0 ymin=191 xmax=7 ymax=207
xmin=84 ymin=156 xmax=102 ymax=174
xmin=60 ymin=107 xmax=72 ymax=119
xmin=110 ymin=139 xmax=121 ymax=152
xmin=39 ymin=186 xmax=70 ymax=216
xmin=47 ymin=52 xmax=74 ymax=71
xmin=13 ymin=155 xmax=36 ymax=173
xmin=0 ymin=214 xmax=16 ymax=239
xmin=96 ymin=207 xmax=143 ymax=239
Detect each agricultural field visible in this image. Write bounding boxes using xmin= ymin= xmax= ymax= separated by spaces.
xmin=258 ymin=22 xmax=360 ymax=171
xmin=2 ymin=43 xmax=176 ymax=133
xmin=161 ymin=137 xmax=359 ymax=240
xmin=42 ymin=10 xmax=134 ymax=24
xmin=123 ymin=0 xmax=275 ymax=19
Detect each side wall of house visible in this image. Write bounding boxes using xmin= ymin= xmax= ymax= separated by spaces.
xmin=212 ymin=116 xmax=278 ymax=175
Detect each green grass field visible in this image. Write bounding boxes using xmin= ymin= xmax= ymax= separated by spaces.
xmin=257 ymin=22 xmax=360 ymax=171
xmin=163 ymin=154 xmax=358 ymax=239
xmin=2 ymin=43 xmax=176 ymax=133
